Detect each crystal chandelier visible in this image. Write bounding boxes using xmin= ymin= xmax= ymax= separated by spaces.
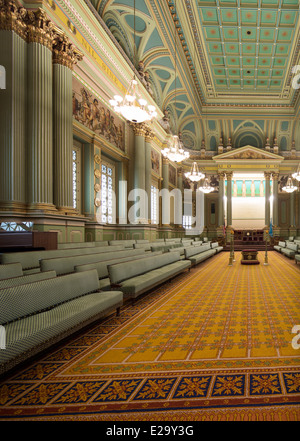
xmin=109 ymin=0 xmax=157 ymax=124
xmin=160 ymin=0 xmax=189 ymax=163
xmin=109 ymin=80 xmax=157 ymax=123
xmin=282 ymin=176 xmax=297 ymax=193
xmin=198 ymin=177 xmax=213 ymax=193
xmin=162 ymin=135 xmax=189 ymax=162
xmin=185 ymin=162 xmax=204 ymax=182
xmin=292 ymin=163 xmax=300 ymax=181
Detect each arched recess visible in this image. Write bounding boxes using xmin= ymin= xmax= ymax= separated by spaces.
xmin=232 ymin=121 xmax=265 ymax=149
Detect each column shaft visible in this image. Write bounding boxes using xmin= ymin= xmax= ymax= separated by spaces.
xmin=226 ymin=172 xmax=233 ymax=226
xmin=272 ymin=173 xmax=279 ymax=226
xmin=27 ymin=40 xmax=55 ymax=209
xmin=218 ymin=173 xmax=225 ymax=226
xmin=264 ymin=172 xmax=271 ymax=227
xmin=0 ymin=29 xmax=27 ymax=211
xmin=145 ymin=130 xmax=153 ymax=223
xmin=53 ymin=63 xmax=73 ymax=210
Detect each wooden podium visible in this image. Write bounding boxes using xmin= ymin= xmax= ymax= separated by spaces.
xmin=241 ymin=249 xmax=260 ymax=265
xmin=0 ymin=232 xmax=57 ymax=252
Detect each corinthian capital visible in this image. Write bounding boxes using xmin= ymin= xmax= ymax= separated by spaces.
xmin=26 ymin=8 xmax=55 ymax=49
xmin=0 ymin=0 xmax=27 ymax=39
xmin=52 ymin=31 xmax=83 ymax=69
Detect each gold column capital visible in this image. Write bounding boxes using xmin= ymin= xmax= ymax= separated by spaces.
xmin=52 ymin=30 xmax=83 ymax=69
xmin=226 ymin=171 xmax=233 ymax=179
xmin=218 ymin=171 xmax=226 ymax=180
xmin=131 ymin=122 xmax=148 ymax=137
xmin=264 ymin=171 xmax=272 ymax=180
xmin=0 ymin=0 xmax=27 ymax=39
xmin=26 ymin=8 xmax=55 ymax=49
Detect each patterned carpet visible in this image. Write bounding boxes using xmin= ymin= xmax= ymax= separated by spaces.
xmin=0 ymin=251 xmax=299 ymax=421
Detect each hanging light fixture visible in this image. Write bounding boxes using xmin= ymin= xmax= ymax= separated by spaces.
xmin=198 ymin=177 xmax=214 ymax=193
xmin=185 ymin=161 xmax=204 ymax=182
xmin=282 ymin=176 xmax=297 ymax=193
xmin=292 ymin=163 xmax=300 ymax=181
xmin=161 ymin=0 xmax=189 ymax=163
xmin=109 ymin=0 xmax=157 ymax=123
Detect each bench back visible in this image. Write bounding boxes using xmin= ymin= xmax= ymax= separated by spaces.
xmin=0 ymin=270 xmax=99 ymax=325
xmin=109 ymin=240 xmax=135 ymax=248
xmin=287 ymin=243 xmax=298 ymax=252
xmin=57 ymin=242 xmax=96 ymax=249
xmin=0 ymin=270 xmax=56 ymax=289
xmin=75 ymin=251 xmax=162 ymax=279
xmin=41 ymin=248 xmax=146 ymax=275
xmin=278 ymin=241 xmax=286 ymax=248
xmin=0 ymin=263 xmax=23 ymax=280
xmin=185 ymin=243 xmax=211 ymax=258
xmin=0 ymin=245 xmax=124 ymax=270
xmin=108 ymin=251 xmax=180 ymax=284
xmin=211 ymin=242 xmax=219 ymax=249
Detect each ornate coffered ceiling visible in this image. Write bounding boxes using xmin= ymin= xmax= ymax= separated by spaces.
xmin=88 ymin=0 xmax=300 ymax=150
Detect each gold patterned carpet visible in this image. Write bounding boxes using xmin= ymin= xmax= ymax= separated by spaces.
xmin=0 ymin=251 xmax=299 ymax=421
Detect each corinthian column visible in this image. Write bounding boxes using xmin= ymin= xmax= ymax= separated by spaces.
xmin=226 ymin=172 xmax=233 ymax=226
xmin=0 ymin=1 xmax=27 ymax=212
xmin=26 ymin=9 xmax=56 ymax=212
xmin=145 ymin=127 xmax=154 ymax=223
xmin=264 ymin=172 xmax=271 ymax=227
xmin=272 ymin=173 xmax=279 ymax=227
xmin=52 ymin=32 xmax=83 ymax=213
xmin=218 ymin=172 xmax=225 ymax=227
xmin=131 ymin=123 xmax=147 ymax=223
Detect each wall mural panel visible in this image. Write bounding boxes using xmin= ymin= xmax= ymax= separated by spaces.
xmin=151 ymin=148 xmax=160 ymax=175
xmin=72 ymin=77 xmax=125 ymax=152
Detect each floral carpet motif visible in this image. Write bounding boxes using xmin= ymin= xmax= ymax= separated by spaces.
xmin=0 ymin=251 xmax=299 ymax=421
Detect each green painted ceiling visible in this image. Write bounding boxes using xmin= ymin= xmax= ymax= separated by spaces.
xmin=88 ymin=0 xmax=300 ymax=149
xmin=196 ymin=0 xmax=299 ymax=93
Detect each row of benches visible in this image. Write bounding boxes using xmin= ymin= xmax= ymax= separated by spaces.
xmin=0 ymin=241 xmax=222 ymax=375
xmin=273 ymin=240 xmax=300 ymax=264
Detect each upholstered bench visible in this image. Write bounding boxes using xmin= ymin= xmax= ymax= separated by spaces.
xmin=0 ymin=269 xmax=123 ymax=375
xmin=295 ymin=254 xmax=300 ymax=264
xmin=184 ymin=243 xmax=216 ymax=266
xmin=75 ymin=251 xmax=163 ymax=290
xmin=0 ymin=263 xmax=23 ymax=280
xmin=274 ymin=241 xmax=286 ymax=253
xmin=0 ymin=270 xmax=57 ymax=289
xmin=0 ymin=245 xmax=125 ymax=273
xmin=211 ymin=242 xmax=224 ymax=253
xmin=40 ymin=248 xmax=147 ymax=276
xmin=109 ymin=239 xmax=136 ymax=248
xmin=108 ymin=252 xmax=191 ymax=300
xmin=281 ymin=242 xmax=298 ymax=259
